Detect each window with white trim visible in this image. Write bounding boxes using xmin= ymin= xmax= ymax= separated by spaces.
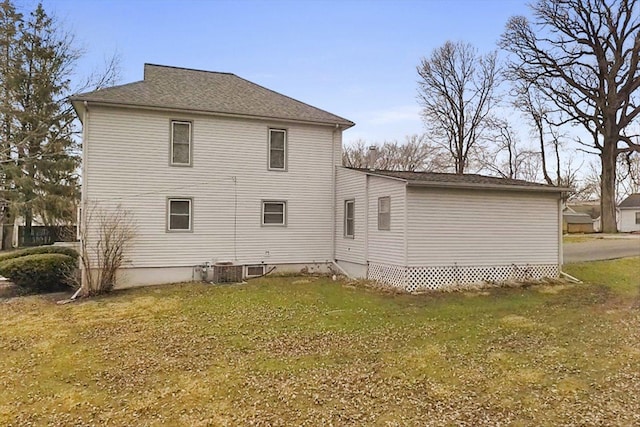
xmin=636 ymin=212 xmax=640 ymax=224
xmin=268 ymin=128 xmax=286 ymax=170
xmin=262 ymin=201 xmax=286 ymax=225
xmin=168 ymin=198 xmax=192 ymax=231
xmin=378 ymin=196 xmax=390 ymax=230
xmin=344 ymin=199 xmax=355 ymax=238
xmin=171 ymin=121 xmax=191 ymax=165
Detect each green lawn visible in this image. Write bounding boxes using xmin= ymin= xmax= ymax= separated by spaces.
xmin=1 ymin=260 xmax=639 ymax=426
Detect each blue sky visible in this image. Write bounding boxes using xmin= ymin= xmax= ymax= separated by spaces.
xmin=46 ymin=0 xmax=531 ymax=145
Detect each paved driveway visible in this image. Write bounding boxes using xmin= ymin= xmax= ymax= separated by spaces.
xmin=564 ymin=235 xmax=640 ymax=263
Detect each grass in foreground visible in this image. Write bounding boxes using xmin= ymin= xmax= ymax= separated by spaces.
xmin=1 ymin=259 xmax=639 ymax=426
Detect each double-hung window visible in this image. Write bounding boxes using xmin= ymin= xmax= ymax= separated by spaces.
xmin=268 ymin=128 xmax=286 ymax=170
xmin=344 ymin=200 xmax=355 ymax=238
xmin=378 ymin=196 xmax=390 ymax=230
xmin=171 ymin=121 xmax=192 ymax=166
xmin=168 ymin=198 xmax=192 ymax=231
xmin=262 ymin=201 xmax=286 ymax=226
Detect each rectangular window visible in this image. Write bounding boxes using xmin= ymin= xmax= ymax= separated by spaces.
xmin=378 ymin=196 xmax=390 ymax=230
xmin=636 ymin=212 xmax=640 ymax=224
xmin=268 ymin=128 xmax=286 ymax=170
xmin=344 ymin=200 xmax=355 ymax=238
xmin=246 ymin=265 xmax=266 ymax=277
xmin=168 ymin=198 xmax=192 ymax=231
xmin=171 ymin=121 xmax=191 ymax=165
xmin=262 ymin=201 xmax=286 ymax=225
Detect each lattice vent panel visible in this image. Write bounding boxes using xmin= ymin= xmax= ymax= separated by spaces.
xmin=405 ymin=264 xmax=559 ymax=292
xmin=367 ymin=263 xmax=407 ymax=289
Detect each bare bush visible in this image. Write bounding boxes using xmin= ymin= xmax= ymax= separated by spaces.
xmin=78 ymin=202 xmax=136 ymax=296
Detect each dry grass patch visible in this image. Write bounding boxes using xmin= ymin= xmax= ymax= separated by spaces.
xmin=1 ymin=267 xmax=639 ymax=425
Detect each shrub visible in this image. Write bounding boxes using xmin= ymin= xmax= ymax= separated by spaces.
xmin=0 ymin=245 xmax=79 ymax=263
xmin=0 ymin=254 xmax=77 ymax=293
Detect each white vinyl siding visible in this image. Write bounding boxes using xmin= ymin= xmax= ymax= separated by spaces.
xmin=83 ymin=106 xmax=337 ymax=268
xmin=268 ymin=128 xmax=286 ymax=170
xmin=619 ymin=209 xmax=640 ymax=232
xmin=367 ymin=176 xmax=406 ymax=266
xmin=406 ymin=187 xmax=560 ymax=266
xmin=335 ymin=167 xmax=366 ymax=264
xmin=170 ymin=121 xmax=191 ymax=165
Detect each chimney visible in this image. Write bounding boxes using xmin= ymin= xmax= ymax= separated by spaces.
xmin=367 ymin=146 xmax=377 ymax=171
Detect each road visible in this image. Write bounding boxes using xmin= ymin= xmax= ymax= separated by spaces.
xmin=564 ymin=236 xmax=640 ymax=263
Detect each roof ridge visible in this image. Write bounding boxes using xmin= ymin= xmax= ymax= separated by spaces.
xmin=144 ymin=63 xmax=235 ymax=76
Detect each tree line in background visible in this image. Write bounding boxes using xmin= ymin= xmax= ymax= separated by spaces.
xmin=0 ymin=0 xmax=117 ymax=245
xmin=344 ymin=0 xmax=640 ymax=233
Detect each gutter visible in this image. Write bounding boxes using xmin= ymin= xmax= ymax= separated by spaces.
xmin=67 ymin=98 xmax=355 ymax=129
xmin=358 ymin=170 xmax=568 ymax=193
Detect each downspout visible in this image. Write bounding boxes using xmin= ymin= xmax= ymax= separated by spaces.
xmin=74 ymin=101 xmax=90 ymax=300
xmin=331 ymin=260 xmax=351 ymax=279
xmin=558 ymin=194 xmax=563 ymax=274
xmin=404 ymin=182 xmax=408 ymax=270
xmin=331 ymin=124 xmax=338 ymax=265
xmin=364 ymin=174 xmax=369 ymax=274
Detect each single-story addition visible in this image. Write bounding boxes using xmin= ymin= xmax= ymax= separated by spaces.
xmin=618 ymin=193 xmax=640 ymax=232
xmin=71 ymin=63 xmax=568 ymax=291
xmin=335 ymin=168 xmax=566 ymax=291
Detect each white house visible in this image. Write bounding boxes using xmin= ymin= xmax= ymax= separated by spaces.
xmin=71 ymin=64 xmax=567 ymax=291
xmin=618 ymin=193 xmax=640 ymax=232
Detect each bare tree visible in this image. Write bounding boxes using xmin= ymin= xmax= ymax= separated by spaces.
xmin=417 ymin=41 xmax=501 ymax=174
xmin=478 ymin=119 xmax=541 ymax=181
xmin=343 ymin=134 xmax=447 ymax=172
xmin=78 ymin=202 xmax=136 ymax=297
xmin=501 ymin=0 xmax=640 ymax=232
xmin=576 ymin=153 xmax=640 ymax=202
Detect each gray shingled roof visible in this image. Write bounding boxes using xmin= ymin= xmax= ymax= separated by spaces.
xmin=618 ymin=193 xmax=640 ymax=208
xmin=349 ymin=168 xmax=567 ymax=192
xmin=71 ymin=64 xmax=354 ymax=127
xmin=563 ymin=211 xmax=594 ymax=224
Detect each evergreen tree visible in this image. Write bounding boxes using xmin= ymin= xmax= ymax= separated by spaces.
xmin=0 ymin=1 xmax=79 ymax=245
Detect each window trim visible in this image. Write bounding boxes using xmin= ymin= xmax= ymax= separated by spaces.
xmin=344 ymin=199 xmax=355 ymax=238
xmin=267 ymin=128 xmax=287 ymax=171
xmin=261 ymin=200 xmax=287 ymax=226
xmin=378 ymin=196 xmax=390 ymax=231
xmin=635 ymin=211 xmax=640 ymax=225
xmin=167 ymin=198 xmax=193 ymax=232
xmin=170 ymin=120 xmax=192 ymax=166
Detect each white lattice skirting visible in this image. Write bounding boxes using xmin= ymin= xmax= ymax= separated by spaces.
xmin=368 ymin=263 xmax=559 ymax=292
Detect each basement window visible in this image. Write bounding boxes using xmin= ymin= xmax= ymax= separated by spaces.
xmin=246 ymin=265 xmax=266 ymax=277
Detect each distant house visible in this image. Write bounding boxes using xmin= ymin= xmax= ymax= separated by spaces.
xmin=618 ymin=193 xmax=640 ymax=232
xmin=563 ymin=208 xmax=595 ymax=234
xmin=71 ymin=64 xmax=568 ymax=291
xmin=567 ymin=201 xmax=601 ymax=232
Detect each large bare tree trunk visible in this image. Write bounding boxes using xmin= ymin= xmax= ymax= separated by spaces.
xmin=600 ymin=141 xmax=618 ymax=233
